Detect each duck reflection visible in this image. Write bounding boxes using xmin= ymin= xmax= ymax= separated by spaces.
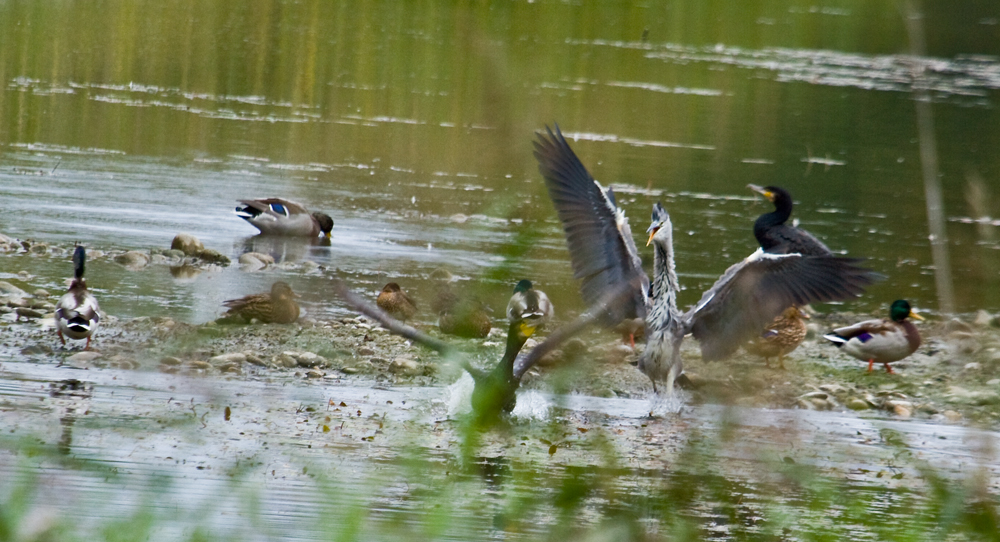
xmin=236 ymin=235 xmax=331 ymax=264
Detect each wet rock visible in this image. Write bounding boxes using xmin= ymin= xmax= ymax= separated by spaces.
xmin=150 ymin=254 xmax=170 ymax=265
xmin=114 ymin=251 xmax=150 ymax=270
xmin=210 ymin=353 xmax=247 ymax=366
xmin=369 ymin=357 xmax=388 ymax=365
xmin=275 ymin=353 xmax=298 ymax=368
xmin=20 ymin=344 xmax=52 ymax=356
xmin=389 ymin=357 xmax=421 ymax=376
xmin=973 ymin=310 xmax=994 ymax=327
xmin=301 ymin=261 xmax=319 ymax=271
xmin=884 ymin=399 xmax=913 ymax=411
xmin=987 ymin=378 xmax=1000 ymax=387
xmin=893 ymin=404 xmax=912 ymax=418
xmin=29 ymin=243 xmax=49 ymax=254
xmin=171 ymin=233 xmax=204 ymax=256
xmin=243 ymin=352 xmax=265 ymax=366
xmin=67 ymin=351 xmax=102 ymax=367
xmin=88 ymin=250 xmax=104 ymax=260
xmin=239 ymin=252 xmax=274 ymax=268
xmin=305 ymin=368 xmax=324 ymax=378
xmin=185 ymin=360 xmax=212 ymax=370
xmin=918 ymin=403 xmax=938 ymax=415
xmin=357 ymin=347 xmax=375 ymax=357
xmin=963 ymin=362 xmax=981 ymax=371
xmin=0 ymin=281 xmax=28 ymax=297
xmin=15 ymin=307 xmax=46 ymax=320
xmin=945 ymin=318 xmax=972 ymax=334
xmin=197 ymin=249 xmax=231 ymax=266
xmin=819 ymin=384 xmax=849 ymax=396
xmin=164 ymin=249 xmax=185 ymax=259
xmin=34 ymin=289 xmax=50 ymax=298
xmin=942 ymin=410 xmax=962 ymax=422
xmin=294 ymin=352 xmax=328 ymax=368
xmin=159 ymin=365 xmax=180 ymax=374
xmin=845 ymin=397 xmax=870 ymax=411
xmin=160 ymin=356 xmax=183 ymax=366
xmin=341 ymin=367 xmax=360 ymax=375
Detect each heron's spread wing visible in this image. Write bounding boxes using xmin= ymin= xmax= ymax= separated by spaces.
xmin=534 ymin=125 xmax=648 ymax=326
xmin=685 ymin=250 xmax=879 ymax=361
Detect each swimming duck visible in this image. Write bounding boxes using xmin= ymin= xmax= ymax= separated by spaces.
xmin=823 ymin=299 xmax=923 ymax=374
xmin=220 ymin=281 xmax=300 ymax=324
xmin=56 ymin=246 xmax=101 ymax=349
xmin=439 ymin=299 xmax=492 ymax=339
xmin=535 ymin=126 xmax=880 ymax=395
xmin=506 ymin=280 xmax=554 ymax=332
xmin=745 ymin=306 xmax=810 ymax=369
xmin=377 ymin=283 xmax=417 ymax=321
xmin=235 ymin=198 xmax=334 ymax=238
xmin=747 ymin=184 xmax=831 ymax=256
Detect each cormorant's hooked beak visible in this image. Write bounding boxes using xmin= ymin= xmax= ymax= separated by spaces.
xmin=747 ymin=184 xmax=774 ymax=202
xmin=518 ymin=321 xmax=537 ymax=338
xmin=909 ymin=310 xmax=924 ymax=321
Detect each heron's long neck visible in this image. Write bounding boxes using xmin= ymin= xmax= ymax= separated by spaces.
xmin=650 ymin=229 xmax=681 ymax=325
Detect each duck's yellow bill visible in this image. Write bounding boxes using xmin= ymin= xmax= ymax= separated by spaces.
xmin=909 ymin=310 xmax=924 ymax=321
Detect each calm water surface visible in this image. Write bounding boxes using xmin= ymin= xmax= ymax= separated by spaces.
xmin=2 ymin=1 xmax=1000 ymax=319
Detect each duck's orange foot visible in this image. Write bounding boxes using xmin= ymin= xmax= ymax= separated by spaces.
xmin=884 ymin=363 xmax=895 ymax=375
xmin=866 ymin=359 xmax=875 ymax=373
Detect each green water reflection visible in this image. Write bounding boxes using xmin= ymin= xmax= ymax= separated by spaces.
xmin=2 ymin=0 xmax=1000 ymax=313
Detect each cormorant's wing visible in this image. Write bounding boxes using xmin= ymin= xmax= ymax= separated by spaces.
xmin=534 ymin=125 xmax=648 ymax=327
xmin=684 ymin=249 xmax=880 ymax=361
xmin=333 ymin=280 xmax=457 ymax=357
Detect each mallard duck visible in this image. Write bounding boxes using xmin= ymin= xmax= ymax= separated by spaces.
xmin=429 ymin=268 xmax=459 ymax=316
xmin=535 ymin=126 xmax=880 ymax=395
xmin=823 ymin=300 xmax=923 ymax=374
xmin=376 ymin=283 xmax=417 ymax=321
xmin=506 ymin=279 xmax=554 ymax=333
xmin=745 ymin=306 xmax=810 ymax=369
xmin=439 ymin=299 xmax=492 ymax=339
xmin=235 ymin=198 xmax=334 ymax=238
xmin=220 ymin=281 xmax=300 ymax=324
xmin=747 ymin=184 xmax=831 ymax=256
xmin=56 ymin=246 xmax=101 ymax=349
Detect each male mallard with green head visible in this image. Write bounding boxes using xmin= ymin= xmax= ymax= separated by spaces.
xmin=235 ymin=198 xmax=334 ymax=238
xmin=506 ymin=279 xmax=554 ymax=333
xmin=745 ymin=305 xmax=810 ymax=369
xmin=56 ymin=246 xmax=101 ymax=349
xmin=377 ymin=283 xmax=417 ymax=321
xmin=221 ymin=281 xmax=300 ymax=324
xmin=823 ymin=300 xmax=923 ymax=374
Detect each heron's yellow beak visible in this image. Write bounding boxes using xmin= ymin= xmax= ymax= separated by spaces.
xmin=646 ymin=228 xmax=659 ymax=246
xmin=519 ymin=321 xmax=537 ymax=338
xmin=909 ymin=310 xmax=924 ymax=321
